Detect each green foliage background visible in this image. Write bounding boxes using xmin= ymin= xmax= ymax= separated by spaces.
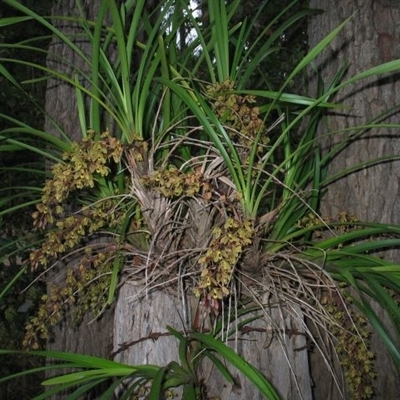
xmin=0 ymin=1 xmax=53 ymax=398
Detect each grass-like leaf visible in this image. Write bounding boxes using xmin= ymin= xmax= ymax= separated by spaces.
xmin=191 ymin=332 xmax=280 ymax=400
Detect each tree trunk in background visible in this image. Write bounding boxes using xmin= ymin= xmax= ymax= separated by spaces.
xmin=113 ymin=283 xmax=312 ymax=400
xmin=44 ymin=2 xmax=115 ymax=397
xmin=44 ymin=0 xmax=102 ymax=142
xmin=308 ymin=1 xmax=400 ymax=399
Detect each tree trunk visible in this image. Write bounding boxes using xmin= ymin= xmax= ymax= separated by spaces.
xmin=308 ymin=1 xmax=400 ymax=398
xmin=44 ymin=0 xmax=103 ymax=142
xmin=113 ymin=283 xmax=312 ymax=400
xmin=43 ymin=3 xmax=115 ymax=398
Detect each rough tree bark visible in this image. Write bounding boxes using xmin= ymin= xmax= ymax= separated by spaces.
xmin=113 ymin=284 xmax=312 ymax=400
xmin=308 ymin=1 xmax=400 ymax=399
xmin=43 ymin=4 xmax=118 ymax=400
xmin=44 ymin=0 xmax=100 ymax=142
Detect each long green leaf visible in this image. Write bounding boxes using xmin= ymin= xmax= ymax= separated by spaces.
xmin=191 ymin=332 xmax=280 ymax=400
xmin=149 ymin=367 xmax=167 ymax=400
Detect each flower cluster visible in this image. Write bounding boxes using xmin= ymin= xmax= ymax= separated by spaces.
xmin=326 ymin=294 xmax=375 ymax=400
xmin=30 ymin=199 xmax=125 ymax=270
xmin=194 ymin=217 xmax=253 ymax=300
xmin=24 ymin=249 xmax=117 ymax=349
xmin=32 ymin=130 xmax=123 ymax=230
xmin=296 ymin=211 xmax=360 ymax=240
xmin=142 ymin=166 xmax=212 ymax=199
xmin=24 ymin=131 xmax=126 ymax=348
xmin=29 ymin=131 xmax=125 ymax=270
xmin=206 ymin=80 xmax=268 ymax=151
